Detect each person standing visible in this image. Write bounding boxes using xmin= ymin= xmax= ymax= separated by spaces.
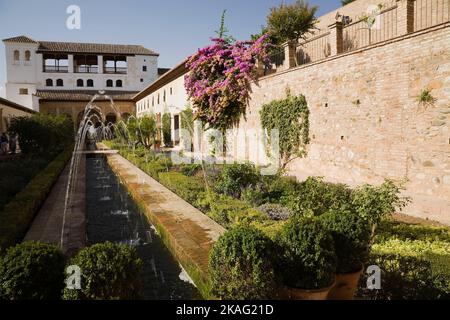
xmin=9 ymin=133 xmax=17 ymax=154
xmin=0 ymin=132 xmax=9 ymax=155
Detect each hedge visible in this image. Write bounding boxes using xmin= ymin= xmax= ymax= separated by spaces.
xmin=0 ymin=242 xmax=66 ymax=300
xmin=357 ymin=221 xmax=450 ymax=299
xmin=158 ymin=172 xmax=205 ymax=204
xmin=0 ymin=147 xmax=73 ymax=249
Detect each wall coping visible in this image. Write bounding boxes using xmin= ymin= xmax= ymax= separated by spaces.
xmin=257 ymin=22 xmax=450 ymax=82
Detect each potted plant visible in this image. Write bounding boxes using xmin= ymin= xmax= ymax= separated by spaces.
xmin=321 ymin=209 xmax=372 ymax=300
xmin=277 ymin=217 xmax=337 ymax=300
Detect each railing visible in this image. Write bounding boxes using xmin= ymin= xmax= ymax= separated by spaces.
xmin=262 ymin=0 xmax=450 ymax=76
xmin=414 ymin=0 xmax=450 ymax=31
xmin=104 ymin=67 xmax=127 ymax=74
xmin=343 ymin=4 xmax=399 ymax=53
xmin=265 ymin=48 xmax=285 ymax=74
xmin=296 ymin=31 xmax=331 ymax=65
xmin=75 ymin=66 xmax=98 ymax=73
xmin=43 ymin=65 xmax=68 ymax=73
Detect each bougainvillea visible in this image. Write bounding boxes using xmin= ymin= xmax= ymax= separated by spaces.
xmin=185 ymin=35 xmax=268 ymax=131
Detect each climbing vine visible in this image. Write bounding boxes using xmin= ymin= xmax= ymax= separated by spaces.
xmin=260 ymin=93 xmax=310 ymax=169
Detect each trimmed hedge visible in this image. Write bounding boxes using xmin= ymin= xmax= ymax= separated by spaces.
xmin=0 ymin=147 xmax=73 ymax=250
xmin=63 ymin=242 xmax=143 ymax=300
xmin=158 ymin=172 xmax=205 ymax=204
xmin=0 ymin=242 xmax=66 ymax=300
xmin=209 ymin=225 xmax=278 ymax=299
xmin=357 ymin=220 xmax=450 ymax=300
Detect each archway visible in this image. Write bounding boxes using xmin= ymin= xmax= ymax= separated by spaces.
xmin=105 ymin=113 xmax=117 ymax=125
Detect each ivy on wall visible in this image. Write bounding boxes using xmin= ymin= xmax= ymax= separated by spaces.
xmin=260 ymin=93 xmax=310 ymax=169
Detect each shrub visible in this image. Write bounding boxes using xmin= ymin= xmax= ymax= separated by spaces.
xmin=180 ymin=163 xmax=202 ymax=176
xmin=126 ymin=115 xmax=157 ymax=149
xmin=8 ymin=114 xmax=73 ymax=154
xmin=0 ymin=242 xmax=66 ymax=300
xmin=209 ymin=225 xmax=278 ymax=299
xmin=0 ymin=148 xmax=72 ymax=249
xmin=158 ymin=172 xmax=205 ymax=204
xmin=351 ymin=180 xmax=409 ymax=226
xmin=214 ymin=163 xmax=260 ymax=198
xmin=63 ymin=242 xmax=143 ymax=300
xmin=258 ymin=203 xmax=292 ymax=221
xmin=281 ymin=177 xmax=353 ymax=217
xmin=200 ymin=192 xmax=267 ymax=228
xmin=321 ymin=209 xmax=372 ymax=273
xmin=278 ymin=217 xmax=336 ymax=289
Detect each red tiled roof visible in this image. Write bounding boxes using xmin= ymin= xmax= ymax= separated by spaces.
xmin=2 ymin=35 xmax=38 ymax=44
xmin=3 ymin=35 xmax=158 ymax=56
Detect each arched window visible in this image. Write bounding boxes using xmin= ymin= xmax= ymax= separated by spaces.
xmin=56 ymin=79 xmax=63 ymax=87
xmin=87 ymin=79 xmax=94 ymax=87
xmin=116 ymin=80 xmax=122 ymax=87
xmin=152 ymin=96 xmax=154 ymax=107
xmin=46 ymin=79 xmax=53 ymax=87
xmin=106 ymin=79 xmax=113 ymax=87
xmin=157 ymin=93 xmax=160 ymax=104
xmin=13 ymin=50 xmax=20 ymax=61
xmin=25 ymin=50 xmax=31 ymax=61
xmin=77 ymin=79 xmax=84 ymax=87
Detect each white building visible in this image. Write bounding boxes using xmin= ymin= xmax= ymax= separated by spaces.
xmin=134 ymin=60 xmax=188 ymax=147
xmin=3 ymin=35 xmax=159 ymax=111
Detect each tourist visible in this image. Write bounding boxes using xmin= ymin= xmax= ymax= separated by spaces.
xmin=0 ymin=132 xmax=9 ymax=155
xmin=9 ymin=133 xmax=17 ymax=154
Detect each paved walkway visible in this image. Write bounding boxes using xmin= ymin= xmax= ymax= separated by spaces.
xmin=24 ymin=158 xmax=86 ymax=256
xmin=106 ymin=152 xmax=225 ymax=298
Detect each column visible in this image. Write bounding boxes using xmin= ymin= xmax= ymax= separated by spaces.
xmin=328 ymin=21 xmax=343 ymax=56
xmin=396 ymin=0 xmax=414 ymax=36
xmin=98 ymin=55 xmax=104 ymax=74
xmin=283 ymin=41 xmax=297 ymax=70
xmin=68 ymin=54 xmax=74 ymax=73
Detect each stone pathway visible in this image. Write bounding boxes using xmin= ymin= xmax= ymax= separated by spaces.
xmin=24 ymin=158 xmax=86 ymax=256
xmin=106 ymin=152 xmax=225 ymax=298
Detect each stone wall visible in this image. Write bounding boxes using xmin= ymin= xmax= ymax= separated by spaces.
xmin=240 ymin=23 xmax=450 ymax=224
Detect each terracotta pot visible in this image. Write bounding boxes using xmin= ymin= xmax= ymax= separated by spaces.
xmin=327 ymin=267 xmax=363 ymax=300
xmin=285 ymin=279 xmax=336 ymax=300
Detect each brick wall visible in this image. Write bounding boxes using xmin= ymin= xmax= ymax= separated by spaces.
xmin=241 ymin=23 xmax=450 ymax=224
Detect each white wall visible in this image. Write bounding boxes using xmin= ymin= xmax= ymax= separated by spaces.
xmin=4 ymin=42 xmax=39 ymax=110
xmin=136 ymin=72 xmax=189 ymax=146
xmin=36 ymin=54 xmax=158 ymax=92
xmin=4 ymin=40 xmax=159 ymax=111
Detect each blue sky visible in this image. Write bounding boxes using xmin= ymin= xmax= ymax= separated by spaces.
xmin=0 ymin=0 xmax=342 ymax=97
